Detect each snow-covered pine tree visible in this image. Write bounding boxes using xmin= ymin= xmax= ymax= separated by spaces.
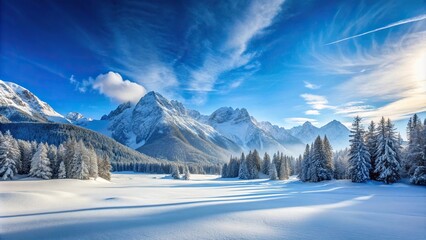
xmin=300 ymin=144 xmax=310 ymax=181
xmin=29 ymin=143 xmax=52 ymax=180
xmin=285 ymin=156 xmax=291 ymax=178
xmin=278 ymin=156 xmax=287 ymax=180
xmin=56 ymin=143 xmax=66 ymax=173
xmin=86 ymin=144 xmax=98 ymax=179
xmin=405 ymin=114 xmax=425 ymax=184
xmin=269 ymin=162 xmax=278 ymax=180
xmin=182 ymin=165 xmax=190 ymax=180
xmin=262 ymin=152 xmax=271 ymax=175
xmin=98 ymin=155 xmax=111 ymax=180
xmin=253 ymin=149 xmax=261 ymax=172
xmin=245 ymin=150 xmax=259 ymax=179
xmin=47 ymin=144 xmax=58 ymax=178
xmin=238 ymin=158 xmax=249 ymax=180
xmin=221 ymin=163 xmax=229 ymax=178
xmin=323 ymin=135 xmax=334 ymax=178
xmin=0 ymin=132 xmax=18 ymax=180
xmin=348 ymin=116 xmax=371 ymax=183
xmin=365 ymin=121 xmax=378 ymax=180
xmin=295 ymin=154 xmax=302 ymax=176
xmin=310 ymin=136 xmax=331 ymax=182
xmin=18 ymin=140 xmax=32 ymax=174
xmin=229 ymin=157 xmax=240 ymax=177
xmin=375 ymin=117 xmax=401 ymax=184
xmin=58 ymin=161 xmax=66 ymax=179
xmin=70 ymin=140 xmax=90 ymax=180
xmin=171 ymin=164 xmax=180 ymax=179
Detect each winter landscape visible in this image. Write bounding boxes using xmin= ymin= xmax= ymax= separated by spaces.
xmin=1 ymin=0 xmax=426 ymax=240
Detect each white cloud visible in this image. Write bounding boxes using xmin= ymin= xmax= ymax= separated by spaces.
xmin=72 ymin=72 xmax=147 ymax=103
xmin=69 ymin=75 xmax=77 ymax=84
xmin=300 ymin=94 xmax=334 ymax=110
xmin=305 ymin=110 xmax=320 ymax=115
xmin=304 ymin=81 xmax=320 ymax=89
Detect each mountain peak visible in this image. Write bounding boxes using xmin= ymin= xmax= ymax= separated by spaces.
xmin=66 ymin=112 xmax=84 ymax=121
xmin=303 ymin=121 xmax=313 ymax=127
xmin=0 ymin=80 xmax=68 ymax=123
xmin=209 ymin=107 xmax=251 ymax=124
xmin=322 ymin=120 xmax=347 ymax=129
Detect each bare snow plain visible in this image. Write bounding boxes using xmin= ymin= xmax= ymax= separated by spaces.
xmin=1 ymin=173 xmax=425 ymax=240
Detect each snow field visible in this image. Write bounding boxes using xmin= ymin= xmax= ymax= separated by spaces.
xmin=0 ymin=173 xmax=425 ymax=240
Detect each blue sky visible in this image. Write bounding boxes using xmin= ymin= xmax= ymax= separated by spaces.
xmin=1 ymin=0 xmax=425 ymax=135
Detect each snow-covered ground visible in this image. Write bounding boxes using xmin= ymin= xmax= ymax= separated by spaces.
xmin=1 ymin=173 xmax=425 ymax=240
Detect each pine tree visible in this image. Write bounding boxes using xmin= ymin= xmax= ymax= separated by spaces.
xmin=47 ymin=144 xmax=58 ymax=178
xmin=58 ymin=161 xmax=66 ymax=179
xmin=278 ymin=156 xmax=288 ymax=180
xmin=86 ymin=144 xmax=98 ymax=179
xmin=405 ymin=114 xmax=425 ymax=184
xmin=375 ymin=118 xmax=401 ymax=184
xmin=310 ymin=136 xmax=331 ymax=182
xmin=365 ymin=121 xmax=378 ymax=180
xmin=269 ymin=162 xmax=278 ymax=180
xmin=300 ymin=144 xmax=310 ymax=181
xmin=70 ymin=140 xmax=90 ymax=180
xmin=295 ymin=155 xmax=302 ymax=176
xmin=262 ymin=152 xmax=271 ymax=175
xmin=323 ymin=135 xmax=334 ymax=178
xmin=238 ymin=158 xmax=249 ymax=180
xmin=247 ymin=150 xmax=260 ymax=179
xmin=29 ymin=143 xmax=52 ymax=180
xmin=348 ymin=116 xmax=371 ymax=183
xmin=229 ymin=157 xmax=240 ymax=177
xmin=171 ymin=164 xmax=180 ymax=179
xmin=0 ymin=132 xmax=18 ymax=180
xmin=182 ymin=165 xmax=190 ymax=180
xmin=98 ymin=155 xmax=111 ymax=180
xmin=221 ymin=163 xmax=229 ymax=178
xmin=18 ymin=140 xmax=33 ymax=174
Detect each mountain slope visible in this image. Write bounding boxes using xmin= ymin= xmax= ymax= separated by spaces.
xmin=0 ymin=80 xmax=68 ymax=123
xmin=84 ymin=92 xmax=242 ymax=163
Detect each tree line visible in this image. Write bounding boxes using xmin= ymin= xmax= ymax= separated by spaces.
xmin=0 ymin=130 xmax=111 ymax=180
xmin=222 ymin=149 xmax=298 ymax=180
xmin=222 ymin=113 xmax=425 ymax=185
xmin=0 ymin=127 xmax=222 ymax=181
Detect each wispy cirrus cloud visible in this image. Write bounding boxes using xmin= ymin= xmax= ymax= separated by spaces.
xmin=304 ymin=81 xmax=320 ymax=89
xmin=300 ymin=94 xmax=334 ymax=110
xmin=305 ymin=110 xmax=320 ymax=115
xmin=306 ymin=3 xmax=426 ymax=123
xmin=187 ymin=0 xmax=285 ymax=104
xmin=325 ymin=14 xmax=426 ymax=45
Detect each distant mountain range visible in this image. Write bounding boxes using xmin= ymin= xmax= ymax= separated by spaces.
xmin=0 ymin=80 xmax=350 ymax=163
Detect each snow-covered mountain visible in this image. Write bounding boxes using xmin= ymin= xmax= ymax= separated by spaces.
xmin=84 ymin=92 xmax=242 ymax=163
xmin=66 ymin=112 xmax=92 ymax=124
xmin=0 ymin=80 xmax=69 ymax=123
xmin=289 ymin=120 xmax=350 ymax=150
xmin=0 ymin=80 xmax=350 ymax=162
xmin=257 ymin=121 xmax=305 ymax=154
xmin=199 ymin=107 xmax=290 ymax=153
